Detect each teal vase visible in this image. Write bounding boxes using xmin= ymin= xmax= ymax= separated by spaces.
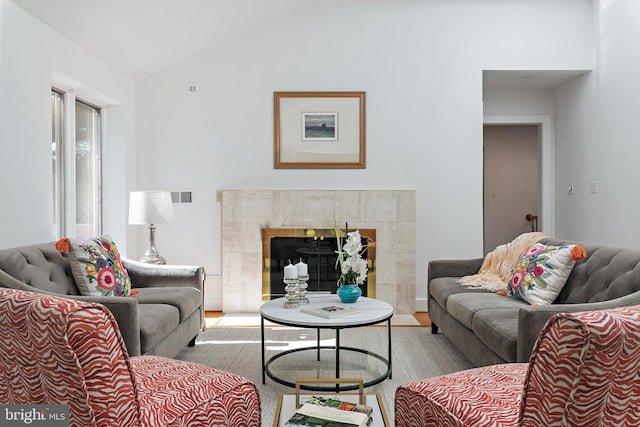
xmin=337 ymin=283 xmax=362 ymax=303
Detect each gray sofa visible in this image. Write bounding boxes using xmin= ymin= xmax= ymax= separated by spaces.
xmin=428 ymin=237 xmax=640 ymax=367
xmin=0 ymin=241 xmax=204 ymax=358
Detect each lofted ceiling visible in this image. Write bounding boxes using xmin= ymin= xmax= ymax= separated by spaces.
xmin=10 ymin=0 xmax=590 ymax=87
xmin=9 ymin=0 xmax=313 ymax=79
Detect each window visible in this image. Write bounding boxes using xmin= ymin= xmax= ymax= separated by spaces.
xmin=51 ymin=90 xmax=64 ymax=235
xmin=51 ymin=89 xmax=102 ymax=239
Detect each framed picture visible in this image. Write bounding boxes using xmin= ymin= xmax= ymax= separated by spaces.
xmin=274 ymin=91 xmax=365 ymax=169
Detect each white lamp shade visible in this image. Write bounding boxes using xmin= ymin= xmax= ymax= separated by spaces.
xmin=129 ymin=191 xmax=174 ymax=225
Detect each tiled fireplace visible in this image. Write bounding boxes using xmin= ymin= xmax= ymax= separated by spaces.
xmin=220 ymin=190 xmax=416 ymax=314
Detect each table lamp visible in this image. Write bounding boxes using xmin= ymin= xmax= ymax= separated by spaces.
xmin=129 ymin=191 xmax=174 ymax=264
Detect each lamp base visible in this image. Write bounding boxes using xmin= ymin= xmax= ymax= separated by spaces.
xmin=139 ymin=224 xmax=167 ymax=264
xmin=139 ymin=253 xmax=166 ymax=265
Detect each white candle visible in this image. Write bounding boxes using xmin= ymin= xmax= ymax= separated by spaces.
xmin=284 ymin=263 xmax=297 ymax=279
xmin=296 ymin=260 xmax=308 ymax=277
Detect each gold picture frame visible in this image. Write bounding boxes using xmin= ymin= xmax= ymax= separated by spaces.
xmin=274 ymin=91 xmax=366 ymax=169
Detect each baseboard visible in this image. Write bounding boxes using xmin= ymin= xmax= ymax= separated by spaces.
xmin=415 ymin=297 xmax=428 ymax=312
xmin=204 ymin=298 xmax=222 ymax=311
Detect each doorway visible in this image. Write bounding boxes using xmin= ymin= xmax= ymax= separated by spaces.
xmin=483 ymin=124 xmax=541 ymax=254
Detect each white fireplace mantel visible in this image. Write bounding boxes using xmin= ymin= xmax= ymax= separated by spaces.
xmin=220 ymin=190 xmax=416 ymax=314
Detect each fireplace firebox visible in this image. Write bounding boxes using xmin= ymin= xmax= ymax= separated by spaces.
xmin=261 ymin=228 xmax=376 ymax=302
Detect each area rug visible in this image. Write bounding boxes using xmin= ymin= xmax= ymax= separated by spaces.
xmin=175 ymin=325 xmax=473 ymax=426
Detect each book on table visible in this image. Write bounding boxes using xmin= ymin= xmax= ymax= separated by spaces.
xmin=284 ymin=403 xmax=369 ymax=427
xmin=301 ymin=304 xmax=361 ymax=318
xmin=284 ymin=395 xmax=373 ymax=427
xmin=307 ymin=395 xmax=373 ymax=418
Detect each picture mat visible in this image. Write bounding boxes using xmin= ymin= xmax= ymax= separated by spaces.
xmin=279 ymin=97 xmax=360 ymax=163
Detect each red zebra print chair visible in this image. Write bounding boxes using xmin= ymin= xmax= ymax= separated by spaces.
xmin=0 ymin=288 xmax=261 ymax=426
xmin=395 ymin=305 xmax=640 ymax=426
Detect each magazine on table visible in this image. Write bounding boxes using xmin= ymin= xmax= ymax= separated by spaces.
xmin=283 ymin=401 xmax=370 ymax=427
xmin=301 ymin=304 xmax=361 ymax=318
xmin=305 ymin=395 xmax=373 ymax=418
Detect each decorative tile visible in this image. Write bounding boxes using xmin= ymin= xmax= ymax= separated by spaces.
xmin=241 ymin=222 xmax=264 ymax=253
xmin=374 ymin=282 xmax=397 ymax=308
xmin=222 ymin=288 xmax=243 ymax=312
xmin=221 ymin=222 xmax=242 ymax=253
xmin=397 ymin=223 xmax=416 ymax=254
xmin=221 ymin=253 xmax=243 ymax=286
xmin=241 ymin=191 xmax=274 ymax=224
xmin=221 ymin=190 xmax=416 ymax=314
xmin=375 ymin=251 xmax=397 ymax=284
xmin=365 ymin=191 xmax=397 ymax=222
xmin=370 ymin=222 xmax=397 ymax=256
xmin=396 ymin=258 xmax=416 ymax=285
xmin=335 ymin=191 xmax=367 ymax=225
xmin=397 ymin=191 xmax=416 ymax=222
xmin=274 ymin=191 xmax=305 ymax=227
xmin=241 ymin=252 xmax=262 ymax=311
xmin=303 ymin=191 xmax=335 ymax=226
xmin=221 ymin=191 xmax=242 ymax=221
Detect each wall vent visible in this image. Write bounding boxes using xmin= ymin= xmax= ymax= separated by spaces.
xmin=170 ymin=191 xmax=192 ymax=203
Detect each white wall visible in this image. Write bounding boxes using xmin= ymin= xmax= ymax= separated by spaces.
xmin=484 ymin=89 xmax=557 ymax=117
xmin=0 ymin=0 xmax=136 ymax=251
xmin=135 ymin=0 xmax=594 ymax=310
xmin=7 ymin=0 xmax=637 ymax=312
xmin=1 ymin=0 xmax=51 ymax=245
xmin=554 ymin=0 xmax=640 ymax=248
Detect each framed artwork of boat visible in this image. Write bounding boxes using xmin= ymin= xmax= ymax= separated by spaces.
xmin=274 ymin=91 xmax=366 ymax=169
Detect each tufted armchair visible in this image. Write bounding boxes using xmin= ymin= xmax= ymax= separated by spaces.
xmin=395 ymin=306 xmax=640 ymax=426
xmin=0 ymin=288 xmax=261 ymax=427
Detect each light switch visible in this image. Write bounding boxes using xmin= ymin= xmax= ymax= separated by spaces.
xmin=590 ymin=181 xmax=599 ymax=194
xmin=187 ymin=82 xmax=198 ymax=99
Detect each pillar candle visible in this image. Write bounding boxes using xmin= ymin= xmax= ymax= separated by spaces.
xmin=284 ymin=263 xmax=297 ymax=279
xmin=296 ymin=260 xmax=308 ymax=277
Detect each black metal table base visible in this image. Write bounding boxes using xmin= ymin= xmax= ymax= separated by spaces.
xmin=261 ymin=318 xmax=392 ymax=392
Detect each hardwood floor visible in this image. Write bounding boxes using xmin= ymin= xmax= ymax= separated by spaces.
xmin=413 ymin=311 xmax=432 ymax=327
xmin=204 ymin=311 xmax=224 ymax=319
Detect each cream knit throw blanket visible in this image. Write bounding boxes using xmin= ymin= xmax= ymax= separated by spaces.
xmin=459 ymin=232 xmax=546 ymax=292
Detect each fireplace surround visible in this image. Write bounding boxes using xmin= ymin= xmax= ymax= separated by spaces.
xmin=220 ymin=190 xmax=416 ymax=313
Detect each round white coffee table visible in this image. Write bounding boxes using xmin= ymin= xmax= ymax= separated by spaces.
xmin=260 ymin=294 xmax=393 ymax=391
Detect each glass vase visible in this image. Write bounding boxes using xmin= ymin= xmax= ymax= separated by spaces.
xmin=337 ymin=283 xmax=362 ymax=303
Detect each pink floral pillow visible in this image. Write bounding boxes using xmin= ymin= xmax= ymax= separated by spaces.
xmin=507 ymin=243 xmax=586 ymax=305
xmin=67 ymin=235 xmax=132 ymax=297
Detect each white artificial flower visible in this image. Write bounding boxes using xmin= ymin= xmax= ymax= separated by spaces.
xmin=343 ymin=230 xmax=363 ymax=256
xmin=335 ymin=228 xmax=368 ymax=286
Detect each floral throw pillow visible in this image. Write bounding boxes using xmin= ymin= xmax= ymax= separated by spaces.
xmin=507 ymin=243 xmax=586 ymax=305
xmin=66 ymin=235 xmax=132 ymax=297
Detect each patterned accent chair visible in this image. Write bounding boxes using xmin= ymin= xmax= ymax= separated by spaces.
xmin=395 ymin=306 xmax=640 ymax=427
xmin=0 ymin=289 xmax=261 ymax=427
